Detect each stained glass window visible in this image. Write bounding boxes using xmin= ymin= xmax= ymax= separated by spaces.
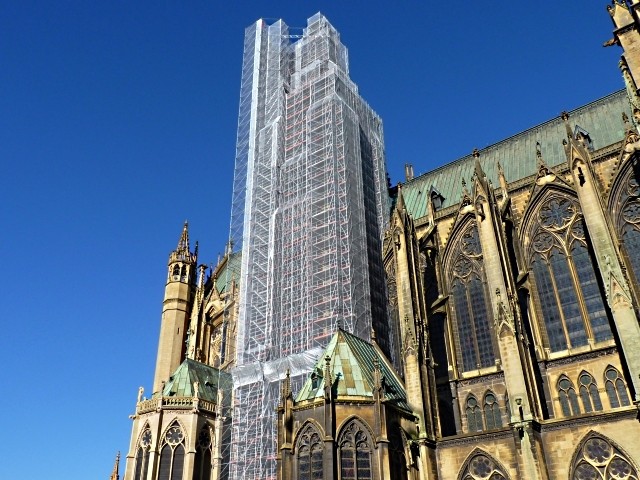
xmin=528 ymin=195 xmax=612 ymax=352
xmin=611 ymin=165 xmax=640 ymax=292
xmin=297 ymin=424 xmax=323 ymax=480
xmin=483 ymin=392 xmax=503 ymax=429
xmin=194 ymin=426 xmax=213 ymax=480
xmin=134 ymin=426 xmax=152 ymax=480
xmin=449 ymin=222 xmax=497 ymax=372
xmin=578 ymin=372 xmax=602 ymax=413
xmin=604 ymin=367 xmax=631 ymax=408
xmin=339 ymin=420 xmax=373 ymax=480
xmin=466 ymin=395 xmax=483 ymax=432
xmin=571 ymin=434 xmax=639 ymax=479
xmin=558 ymin=376 xmax=581 ymax=417
xmin=460 ymin=452 xmax=509 ymax=479
xmin=158 ymin=422 xmax=186 ymax=480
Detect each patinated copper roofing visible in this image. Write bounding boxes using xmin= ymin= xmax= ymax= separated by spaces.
xmin=401 ymin=89 xmax=632 ymax=220
xmin=296 ymin=329 xmax=410 ymax=411
xmin=161 ymin=358 xmax=232 ymax=406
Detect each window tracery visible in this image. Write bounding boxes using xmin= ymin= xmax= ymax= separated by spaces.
xmin=604 ymin=366 xmax=631 ymax=408
xmin=158 ymin=422 xmax=186 ymax=480
xmin=338 ymin=420 xmax=373 ymax=480
xmin=447 ymin=221 xmax=498 ymax=372
xmin=465 ymin=395 xmax=483 ymax=432
xmin=483 ymin=392 xmax=502 ymax=430
xmin=558 ymin=376 xmax=581 ymax=417
xmin=578 ymin=372 xmax=602 ymax=413
xmin=528 ymin=194 xmax=611 ymax=352
xmin=460 ymin=452 xmax=508 ymax=480
xmin=134 ymin=426 xmax=152 ymax=480
xmin=194 ymin=425 xmax=213 ymax=480
xmin=297 ymin=424 xmax=323 ymax=480
xmin=571 ymin=434 xmax=638 ymax=479
xmin=610 ymin=165 xmax=640 ymax=293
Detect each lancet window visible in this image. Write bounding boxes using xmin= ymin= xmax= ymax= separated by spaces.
xmin=460 ymin=452 xmax=508 ymax=480
xmin=528 ymin=195 xmax=611 ymax=352
xmin=609 ymin=163 xmax=640 ymax=294
xmin=558 ymin=376 xmax=581 ymax=417
xmin=133 ymin=426 xmax=152 ymax=480
xmin=296 ymin=424 xmax=323 ymax=480
xmin=465 ymin=395 xmax=483 ymax=432
xmin=158 ymin=422 xmax=186 ymax=480
xmin=483 ymin=392 xmax=502 ymax=429
xmin=571 ymin=434 xmax=639 ymax=479
xmin=338 ymin=420 xmax=373 ymax=480
xmin=578 ymin=372 xmax=602 ymax=413
xmin=604 ymin=366 xmax=631 ymax=408
xmin=447 ymin=222 xmax=497 ymax=372
xmin=194 ymin=425 xmax=213 ymax=480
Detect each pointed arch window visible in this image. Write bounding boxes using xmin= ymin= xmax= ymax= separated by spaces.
xmin=158 ymin=422 xmax=186 ymax=480
xmin=483 ymin=392 xmax=503 ymax=429
xmin=528 ymin=196 xmax=612 ymax=352
xmin=133 ymin=426 xmax=152 ymax=480
xmin=172 ymin=264 xmax=181 ymax=277
xmin=558 ymin=376 xmax=581 ymax=417
xmin=571 ymin=434 xmax=639 ymax=479
xmin=194 ymin=425 xmax=213 ymax=480
xmin=465 ymin=395 xmax=483 ymax=432
xmin=578 ymin=372 xmax=602 ymax=413
xmin=447 ymin=222 xmax=498 ymax=372
xmin=338 ymin=420 xmax=373 ymax=480
xmin=296 ymin=424 xmax=323 ymax=480
xmin=604 ymin=367 xmax=631 ymax=408
xmin=460 ymin=452 xmax=509 ymax=480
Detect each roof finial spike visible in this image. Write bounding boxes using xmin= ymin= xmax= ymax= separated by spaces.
xmin=177 ymin=220 xmax=190 ymax=252
xmin=561 ymin=111 xmax=573 ymax=139
xmin=110 ymin=451 xmax=120 ymax=480
xmin=472 ymin=148 xmax=480 ymax=158
xmin=536 ymin=141 xmax=543 ymax=163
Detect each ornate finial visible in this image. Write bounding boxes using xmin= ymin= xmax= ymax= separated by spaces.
xmin=177 ymin=221 xmax=190 ymax=252
xmin=370 ymin=328 xmax=377 ymax=343
xmin=461 ymin=178 xmax=466 ymax=188
xmin=193 ymin=381 xmax=200 ymax=398
xmin=137 ymin=386 xmax=144 ymax=403
xmin=561 ymin=111 xmax=570 ymax=121
xmin=623 ymin=111 xmax=630 ymax=125
xmin=536 ymin=141 xmax=542 ymax=161
xmin=110 ymin=452 xmax=120 ymax=480
xmin=472 ymin=148 xmax=480 ymax=158
xmin=497 ymin=161 xmax=504 ymax=175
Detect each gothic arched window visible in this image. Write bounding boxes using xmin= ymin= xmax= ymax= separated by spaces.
xmin=609 ymin=161 xmax=640 ymax=299
xmin=460 ymin=452 xmax=509 ymax=480
xmin=158 ymin=422 xmax=186 ymax=480
xmin=483 ymin=392 xmax=502 ymax=430
xmin=604 ymin=366 xmax=631 ymax=408
xmin=296 ymin=424 xmax=323 ymax=480
xmin=194 ymin=425 xmax=213 ymax=480
xmin=447 ymin=222 xmax=498 ymax=372
xmin=528 ymin=195 xmax=611 ymax=352
xmin=578 ymin=372 xmax=602 ymax=413
xmin=338 ymin=420 xmax=373 ymax=480
xmin=172 ymin=264 xmax=181 ymax=277
xmin=133 ymin=426 xmax=152 ymax=480
xmin=558 ymin=376 xmax=581 ymax=417
xmin=465 ymin=395 xmax=483 ymax=432
xmin=571 ymin=434 xmax=639 ymax=480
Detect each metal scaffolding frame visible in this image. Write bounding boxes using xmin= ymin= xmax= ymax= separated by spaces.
xmin=223 ymin=13 xmax=391 ymax=479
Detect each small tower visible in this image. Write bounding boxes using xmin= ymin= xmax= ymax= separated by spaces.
xmin=152 ymin=221 xmax=197 ymax=393
xmin=607 ymin=0 xmax=640 ymax=111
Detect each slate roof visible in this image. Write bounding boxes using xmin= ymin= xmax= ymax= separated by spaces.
xmin=161 ymin=358 xmax=233 ymax=407
xmin=296 ymin=329 xmax=410 ymax=412
xmin=401 ymin=89 xmax=632 ymax=220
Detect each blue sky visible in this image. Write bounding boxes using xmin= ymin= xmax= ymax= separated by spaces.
xmin=0 ymin=1 xmax=624 ymax=478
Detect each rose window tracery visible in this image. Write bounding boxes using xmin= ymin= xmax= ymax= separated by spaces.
xmin=460 ymin=453 xmax=508 ymax=480
xmin=622 ymin=202 xmax=640 ymax=223
xmin=571 ymin=435 xmax=638 ymax=480
xmin=539 ymin=198 xmax=574 ymax=229
xmin=532 ymin=232 xmax=554 ymax=253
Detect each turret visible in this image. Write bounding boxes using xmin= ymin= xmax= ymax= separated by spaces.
xmin=152 ymin=221 xmax=198 ymax=393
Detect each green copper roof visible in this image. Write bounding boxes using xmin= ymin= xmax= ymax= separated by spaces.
xmin=296 ymin=329 xmax=409 ymax=411
xmin=214 ymin=251 xmax=241 ymax=294
xmin=402 ymin=90 xmax=632 ymax=219
xmin=162 ymin=358 xmax=232 ymax=406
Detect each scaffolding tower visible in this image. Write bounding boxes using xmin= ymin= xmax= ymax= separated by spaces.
xmin=225 ymin=13 xmax=391 ymax=479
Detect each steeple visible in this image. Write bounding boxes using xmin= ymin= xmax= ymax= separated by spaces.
xmin=153 ymin=222 xmax=198 ymax=393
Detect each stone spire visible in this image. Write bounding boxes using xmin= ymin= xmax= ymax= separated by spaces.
xmin=110 ymin=452 xmax=120 ymax=480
